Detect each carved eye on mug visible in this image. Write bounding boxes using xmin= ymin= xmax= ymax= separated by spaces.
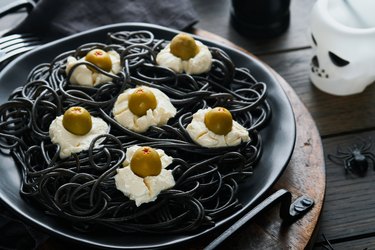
xmin=329 ymin=52 xmax=350 ymax=67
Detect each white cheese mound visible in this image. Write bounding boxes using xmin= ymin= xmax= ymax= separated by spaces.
xmin=113 ymin=86 xmax=177 ymax=133
xmin=156 ymin=40 xmax=212 ymax=75
xmin=186 ymin=108 xmax=250 ymax=147
xmin=49 ymin=115 xmax=109 ymax=158
xmin=115 ymin=145 xmax=175 ymax=206
xmin=65 ymin=50 xmax=121 ymax=86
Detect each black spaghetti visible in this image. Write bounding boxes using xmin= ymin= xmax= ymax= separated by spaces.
xmin=0 ymin=30 xmax=271 ymax=233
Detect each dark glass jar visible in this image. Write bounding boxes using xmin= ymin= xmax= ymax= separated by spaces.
xmin=231 ymin=0 xmax=291 ymax=38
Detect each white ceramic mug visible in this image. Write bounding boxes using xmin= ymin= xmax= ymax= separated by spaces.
xmin=309 ymin=0 xmax=375 ymax=96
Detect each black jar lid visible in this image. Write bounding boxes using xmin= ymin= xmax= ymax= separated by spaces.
xmin=230 ymin=0 xmax=291 ymax=38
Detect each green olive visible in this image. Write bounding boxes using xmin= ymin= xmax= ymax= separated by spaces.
xmin=128 ymin=88 xmax=157 ymax=117
xmin=170 ymin=33 xmax=200 ymax=60
xmin=130 ymin=146 xmax=162 ymax=178
xmin=85 ymin=49 xmax=112 ymax=72
xmin=204 ymin=107 xmax=233 ymax=135
xmin=62 ymin=106 xmax=92 ymax=135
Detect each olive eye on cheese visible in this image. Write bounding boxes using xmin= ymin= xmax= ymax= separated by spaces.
xmin=62 ymin=106 xmax=92 ymax=135
xmin=170 ymin=33 xmax=200 ymax=60
xmin=85 ymin=49 xmax=112 ymax=72
xmin=130 ymin=146 xmax=162 ymax=178
xmin=128 ymin=88 xmax=158 ymax=117
xmin=204 ymin=107 xmax=233 ymax=135
xmin=156 ymin=32 xmax=212 ymax=75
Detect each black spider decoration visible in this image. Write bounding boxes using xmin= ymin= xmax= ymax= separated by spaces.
xmin=327 ymin=138 xmax=375 ymax=177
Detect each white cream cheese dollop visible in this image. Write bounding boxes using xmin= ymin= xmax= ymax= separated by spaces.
xmin=186 ymin=108 xmax=250 ymax=147
xmin=49 ymin=115 xmax=109 ymax=158
xmin=113 ymin=86 xmax=177 ymax=133
xmin=156 ymin=41 xmax=212 ymax=75
xmin=114 ymin=145 xmax=175 ymax=207
xmin=65 ymin=50 xmax=121 ymax=87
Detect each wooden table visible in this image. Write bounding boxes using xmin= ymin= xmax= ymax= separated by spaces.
xmin=2 ymin=0 xmax=375 ymax=249
xmin=191 ymin=0 xmax=375 ymax=249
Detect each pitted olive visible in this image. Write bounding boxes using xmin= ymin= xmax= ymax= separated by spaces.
xmin=85 ymin=49 xmax=112 ymax=72
xmin=128 ymin=88 xmax=157 ymax=117
xmin=62 ymin=106 xmax=92 ymax=135
xmin=170 ymin=33 xmax=200 ymax=60
xmin=130 ymin=146 xmax=162 ymax=178
xmin=204 ymin=107 xmax=233 ymax=135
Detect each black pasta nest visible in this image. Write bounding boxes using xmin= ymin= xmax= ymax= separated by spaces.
xmin=0 ymin=30 xmax=271 ymax=234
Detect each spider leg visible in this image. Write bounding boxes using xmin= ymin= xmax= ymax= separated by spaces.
xmin=328 ymin=144 xmax=354 ymax=166
xmin=333 ymin=144 xmax=351 ymax=158
xmin=348 ymin=144 xmax=357 ymax=153
xmin=344 ymin=158 xmax=352 ymax=174
xmin=336 ymin=144 xmax=348 ymax=155
xmin=363 ymin=152 xmax=375 ymax=170
xmin=358 ymin=137 xmax=372 ymax=152
xmin=327 ymin=153 xmax=347 ymax=165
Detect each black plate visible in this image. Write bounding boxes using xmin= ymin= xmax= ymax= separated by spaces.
xmin=0 ymin=23 xmax=295 ymax=249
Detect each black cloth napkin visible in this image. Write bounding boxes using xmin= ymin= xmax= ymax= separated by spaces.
xmin=0 ymin=205 xmax=48 ymax=250
xmin=8 ymin=0 xmax=199 ymax=39
xmin=1 ymin=0 xmax=198 ymax=249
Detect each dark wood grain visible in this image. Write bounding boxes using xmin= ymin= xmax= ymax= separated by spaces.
xmin=315 ymin=235 xmax=375 ymax=250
